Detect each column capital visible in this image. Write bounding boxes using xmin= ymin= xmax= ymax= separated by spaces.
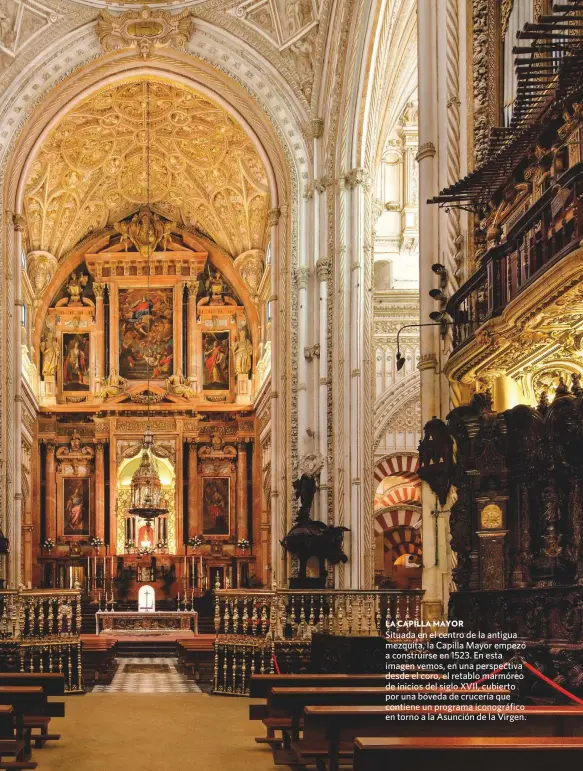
xmin=316 ymin=258 xmax=330 ymax=282
xmin=294 ymin=266 xmax=309 ymax=290
xmin=308 ymin=117 xmax=324 ymax=139
xmin=416 ymin=142 xmax=436 ymax=162
xmin=13 ymin=214 xmax=26 ymax=232
xmin=93 ymin=282 xmax=107 ymax=299
xmin=267 ymin=207 xmax=281 ymax=227
xmin=236 ymin=440 xmax=248 ymax=452
xmin=343 ymin=168 xmax=371 ymax=190
xmin=418 ymin=353 xmax=438 ymax=372
xmin=185 ymin=281 xmax=198 ymax=297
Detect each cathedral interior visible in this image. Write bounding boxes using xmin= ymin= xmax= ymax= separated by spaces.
xmin=0 ymin=0 xmax=582 ymax=769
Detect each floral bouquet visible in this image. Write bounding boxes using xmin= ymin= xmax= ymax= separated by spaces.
xmin=156 ymin=541 xmax=168 ymax=551
xmin=43 ymin=538 xmax=55 ymax=551
xmin=137 ymin=546 xmax=154 ymax=556
xmin=90 ymin=537 xmax=104 ymax=549
xmin=125 ymin=540 xmax=135 ymax=552
xmin=187 ymin=535 xmax=203 ymax=549
xmin=237 ymin=539 xmax=250 ymax=550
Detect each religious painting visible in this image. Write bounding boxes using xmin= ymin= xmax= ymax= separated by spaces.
xmin=62 ymin=334 xmax=90 ymax=391
xmin=118 ymin=288 xmax=173 ymax=380
xmin=62 ymin=477 xmax=90 ymax=537
xmin=202 ymin=477 xmax=230 ymax=536
xmin=202 ymin=332 xmax=230 ymax=390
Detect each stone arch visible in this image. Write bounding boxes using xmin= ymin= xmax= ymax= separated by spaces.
xmin=374 ymin=453 xmax=420 ymax=486
xmin=375 ymin=485 xmax=421 ymax=509
xmin=374 ymin=505 xmax=421 ymax=534
xmin=0 ymin=32 xmax=311 ymax=586
xmin=384 ymin=526 xmax=422 ymax=565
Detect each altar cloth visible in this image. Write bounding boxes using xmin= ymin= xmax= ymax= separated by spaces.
xmin=96 ymin=611 xmax=198 ymax=635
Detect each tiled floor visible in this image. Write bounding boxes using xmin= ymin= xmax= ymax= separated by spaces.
xmin=93 ymin=657 xmax=202 ymax=693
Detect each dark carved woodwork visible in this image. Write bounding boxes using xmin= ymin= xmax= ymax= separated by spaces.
xmin=420 ymin=389 xmax=583 ymax=592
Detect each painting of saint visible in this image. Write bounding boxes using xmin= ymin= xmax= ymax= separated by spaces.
xmin=202 ymin=478 xmax=230 ymax=536
xmin=118 ymin=288 xmax=173 ymax=380
xmin=62 ymin=334 xmax=90 ymax=391
xmin=202 ymin=332 xmax=230 ymax=390
xmin=63 ymin=478 xmax=90 ymax=536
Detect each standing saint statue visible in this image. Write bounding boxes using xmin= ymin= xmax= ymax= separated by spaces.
xmin=40 ymin=329 xmax=60 ymax=378
xmin=232 ymin=328 xmax=253 ymax=376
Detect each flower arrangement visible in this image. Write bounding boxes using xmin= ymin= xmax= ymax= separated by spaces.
xmin=187 ymin=536 xmax=203 ymax=549
xmin=90 ymin=537 xmax=104 ymax=549
xmin=137 ymin=546 xmax=154 ymax=556
xmin=125 ymin=540 xmax=135 ymax=552
xmin=156 ymin=541 xmax=168 ymax=551
xmin=237 ymin=539 xmax=250 ymax=550
xmin=43 ymin=538 xmax=55 ymax=551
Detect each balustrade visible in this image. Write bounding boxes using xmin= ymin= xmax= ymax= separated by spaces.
xmin=0 ymin=589 xmax=82 ymax=692
xmin=213 ymin=588 xmax=423 ymax=695
xmin=448 ymin=162 xmax=583 ymax=352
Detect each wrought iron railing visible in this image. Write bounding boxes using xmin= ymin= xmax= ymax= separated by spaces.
xmin=0 ymin=590 xmax=83 ymax=692
xmin=213 ymin=588 xmax=423 ymax=695
xmin=448 ymin=162 xmax=583 ymax=352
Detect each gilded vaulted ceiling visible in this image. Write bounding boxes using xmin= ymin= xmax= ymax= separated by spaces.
xmin=23 ymin=79 xmax=270 ymax=260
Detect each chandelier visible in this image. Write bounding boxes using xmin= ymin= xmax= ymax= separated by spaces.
xmin=128 ymin=428 xmax=168 ymax=522
xmin=127 ymin=82 xmax=167 ymax=524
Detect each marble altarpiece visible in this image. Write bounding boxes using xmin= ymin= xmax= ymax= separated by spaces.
xmin=33 ymin=210 xmax=263 ymax=599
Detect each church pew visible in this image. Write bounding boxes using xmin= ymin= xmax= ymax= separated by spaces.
xmin=249 ymin=673 xmax=446 ymax=746
xmin=0 ymin=705 xmax=37 ymax=770
xmin=0 ymin=675 xmax=64 ymax=697
xmin=352 ymin=736 xmax=583 ymax=771
xmin=80 ymin=636 xmax=117 ymax=688
xmin=295 ymin=705 xmax=583 ymax=771
xmin=0 ymin=688 xmax=60 ymax=751
xmin=264 ymin=685 xmax=512 ymax=753
xmin=176 ymin=637 xmax=216 ymax=683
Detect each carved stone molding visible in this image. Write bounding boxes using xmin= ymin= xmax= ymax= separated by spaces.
xmin=267 ymin=207 xmax=281 ymax=227
xmin=98 ymin=8 xmax=193 ymax=58
xmin=344 ymin=168 xmax=371 ymax=190
xmin=295 ymin=266 xmax=309 ymax=290
xmin=415 ymin=142 xmax=436 ymax=162
xmin=299 ymin=452 xmax=325 ymax=477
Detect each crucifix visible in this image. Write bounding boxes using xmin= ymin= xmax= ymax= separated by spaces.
xmin=142 ymin=588 xmax=153 ymax=611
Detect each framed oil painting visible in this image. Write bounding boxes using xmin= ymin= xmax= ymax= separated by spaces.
xmin=62 ymin=477 xmax=91 ymax=537
xmin=202 ymin=477 xmax=230 ymax=537
xmin=118 ymin=288 xmax=173 ymax=380
xmin=202 ymin=331 xmax=230 ymax=390
xmin=62 ymin=334 xmax=90 ymax=391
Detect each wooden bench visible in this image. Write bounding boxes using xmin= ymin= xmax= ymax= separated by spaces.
xmin=352 ymin=736 xmax=583 ymax=771
xmin=0 ymin=705 xmax=34 ymax=771
xmin=0 ymin=675 xmax=64 ymax=697
xmin=265 ymin=686 xmax=511 ymax=761
xmin=0 ymin=687 xmax=60 ymax=750
xmin=81 ymin=636 xmax=117 ymax=688
xmin=297 ymin=705 xmax=583 ymax=771
xmin=176 ymin=637 xmax=215 ymax=683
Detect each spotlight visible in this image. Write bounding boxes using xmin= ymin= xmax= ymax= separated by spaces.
xmin=431 ymin=264 xmax=447 ymax=275
xmin=396 ymin=351 xmax=406 ymax=371
xmin=429 ymin=311 xmax=445 ymax=322
xmin=429 ymin=288 xmax=445 ymax=300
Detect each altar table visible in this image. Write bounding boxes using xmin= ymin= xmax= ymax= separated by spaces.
xmin=96 ymin=611 xmax=198 ymax=635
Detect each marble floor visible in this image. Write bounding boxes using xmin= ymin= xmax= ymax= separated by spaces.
xmin=92 ymin=656 xmax=202 ymax=693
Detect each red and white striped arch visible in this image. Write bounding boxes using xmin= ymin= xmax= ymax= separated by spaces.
xmin=374 ymin=485 xmax=421 ymax=510
xmin=374 ymin=506 xmax=421 ymax=534
xmin=384 ymin=526 xmax=422 ymax=565
xmin=374 ymin=454 xmax=420 ymax=486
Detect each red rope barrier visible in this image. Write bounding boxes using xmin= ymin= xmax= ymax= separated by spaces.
xmin=521 ymin=659 xmax=583 ymax=705
xmin=272 ymin=654 xmax=280 ymax=674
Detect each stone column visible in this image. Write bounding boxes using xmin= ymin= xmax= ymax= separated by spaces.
xmin=236 ymin=442 xmax=249 ymax=542
xmin=186 ymin=283 xmax=198 ymax=383
xmin=187 ymin=442 xmax=200 ymax=538
xmin=45 ymin=442 xmax=57 ymax=542
xmin=316 ymin=257 xmax=330 ymax=521
xmin=12 ymin=214 xmax=25 ymax=587
xmin=93 ymin=283 xmax=106 ymax=386
xmin=418 ymin=0 xmax=443 ymax=620
xmin=267 ymin=207 xmax=282 ymax=585
xmin=95 ymin=441 xmax=105 ymax=542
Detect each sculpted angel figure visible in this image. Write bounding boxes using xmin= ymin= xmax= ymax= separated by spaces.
xmin=97 ymin=368 xmax=127 ymax=399
xmin=166 ymin=369 xmax=196 ymax=399
xmin=40 ymin=329 xmax=60 ymax=378
xmin=66 ymin=272 xmax=89 ymax=305
xmin=232 ymin=328 xmax=253 ymax=376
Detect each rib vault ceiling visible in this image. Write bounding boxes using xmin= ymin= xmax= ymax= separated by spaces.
xmin=23 ymin=78 xmax=270 ymax=260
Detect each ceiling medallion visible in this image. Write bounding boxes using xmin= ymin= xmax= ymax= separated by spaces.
xmin=98 ymin=7 xmax=193 ymax=58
